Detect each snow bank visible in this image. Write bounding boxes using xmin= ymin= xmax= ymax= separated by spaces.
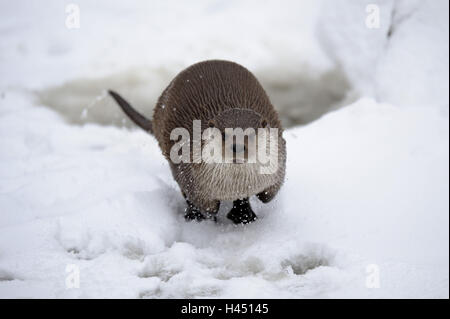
xmin=318 ymin=0 xmax=449 ymax=110
xmin=0 ymin=92 xmax=447 ymax=298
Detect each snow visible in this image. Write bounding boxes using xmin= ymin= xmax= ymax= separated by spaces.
xmin=318 ymin=0 xmax=449 ymax=110
xmin=0 ymin=0 xmax=448 ymax=298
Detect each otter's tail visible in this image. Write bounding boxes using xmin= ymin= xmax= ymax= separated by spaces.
xmin=108 ymin=90 xmax=153 ymax=134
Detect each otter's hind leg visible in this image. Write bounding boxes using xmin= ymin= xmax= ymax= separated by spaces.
xmin=227 ymin=198 xmax=257 ymax=224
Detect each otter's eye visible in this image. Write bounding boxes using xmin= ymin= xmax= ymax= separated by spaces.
xmin=208 ymin=120 xmax=215 ymax=128
xmin=260 ymin=119 xmax=268 ymax=128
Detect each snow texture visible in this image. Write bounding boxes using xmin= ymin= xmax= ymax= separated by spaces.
xmin=318 ymin=0 xmax=449 ymax=110
xmin=0 ymin=0 xmax=448 ymax=298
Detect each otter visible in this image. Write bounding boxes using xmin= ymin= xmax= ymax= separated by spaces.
xmin=109 ymin=60 xmax=286 ymax=224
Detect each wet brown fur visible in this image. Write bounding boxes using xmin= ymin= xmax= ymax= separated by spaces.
xmin=112 ymin=60 xmax=286 ymax=215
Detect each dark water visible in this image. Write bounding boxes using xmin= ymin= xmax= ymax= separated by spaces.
xmin=37 ymin=64 xmax=354 ymax=129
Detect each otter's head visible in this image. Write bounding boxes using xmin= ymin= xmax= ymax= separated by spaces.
xmin=204 ymin=108 xmax=270 ymax=165
xmin=197 ymin=108 xmax=282 ymax=200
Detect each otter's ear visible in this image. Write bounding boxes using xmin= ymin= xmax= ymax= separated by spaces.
xmin=260 ymin=119 xmax=269 ymax=128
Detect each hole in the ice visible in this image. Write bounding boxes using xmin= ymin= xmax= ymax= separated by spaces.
xmin=35 ymin=64 xmax=353 ymax=129
xmin=257 ymin=66 xmax=354 ymax=127
xmin=35 ymin=67 xmax=170 ymax=128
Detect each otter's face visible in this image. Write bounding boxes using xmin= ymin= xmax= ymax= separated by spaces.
xmin=221 ymin=128 xmax=257 ymax=164
xmin=197 ymin=108 xmax=281 ymax=200
xmin=201 ymin=108 xmax=277 ymax=167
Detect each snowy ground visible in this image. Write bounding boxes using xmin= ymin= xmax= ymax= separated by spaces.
xmin=0 ymin=0 xmax=448 ymax=298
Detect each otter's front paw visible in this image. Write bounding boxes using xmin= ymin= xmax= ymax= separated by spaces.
xmin=184 ymin=208 xmax=205 ymax=222
xmin=227 ymin=198 xmax=257 ymax=224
